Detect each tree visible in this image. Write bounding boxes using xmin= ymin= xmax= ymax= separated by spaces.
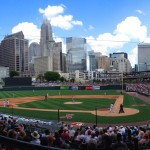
xmin=70 ymin=78 xmax=75 ymax=83
xmin=36 ymin=74 xmax=44 ymax=83
xmin=10 ymin=71 xmax=19 ymax=77
xmin=60 ymin=76 xmax=66 ymax=82
xmin=44 ymin=71 xmax=60 ymax=81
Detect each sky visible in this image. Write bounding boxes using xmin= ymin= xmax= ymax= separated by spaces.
xmin=1 ymin=0 xmax=150 ymax=68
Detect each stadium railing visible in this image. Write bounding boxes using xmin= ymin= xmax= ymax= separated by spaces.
xmin=0 ymin=135 xmax=65 ymax=150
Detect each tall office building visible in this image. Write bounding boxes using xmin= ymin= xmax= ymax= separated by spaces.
xmin=110 ymin=52 xmax=128 ymax=59
xmin=53 ymin=42 xmax=62 ymax=72
xmin=97 ymin=55 xmax=110 ymax=70
xmin=66 ymin=37 xmax=87 ymax=73
xmin=0 ymin=31 xmax=29 ymax=73
xmin=109 ymin=57 xmax=131 ymax=73
xmin=88 ymin=50 xmax=102 ymax=71
xmin=62 ymin=53 xmax=66 ymax=73
xmin=40 ymin=19 xmax=53 ymax=57
xmin=29 ymin=42 xmax=40 ymax=63
xmin=138 ymin=43 xmax=150 ymax=71
xmin=88 ymin=50 xmax=97 ymax=71
xmin=34 ymin=56 xmax=53 ymax=75
xmin=109 ymin=52 xmax=131 ymax=72
xmin=34 ymin=19 xmax=62 ymax=75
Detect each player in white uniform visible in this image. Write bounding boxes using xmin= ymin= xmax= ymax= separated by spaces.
xmin=109 ymin=103 xmax=114 ymax=112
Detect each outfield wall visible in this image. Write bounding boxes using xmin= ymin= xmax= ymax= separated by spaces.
xmin=0 ymin=85 xmax=126 ymax=91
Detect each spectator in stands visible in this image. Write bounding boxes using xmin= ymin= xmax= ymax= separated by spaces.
xmin=68 ymin=126 xmax=75 ymax=140
xmin=138 ymin=132 xmax=149 ymax=149
xmin=53 ymin=131 xmax=62 ymax=148
xmin=6 ymin=119 xmax=12 ymax=131
xmin=0 ymin=124 xmax=7 ymax=136
xmin=102 ymin=134 xmax=113 ymax=150
xmin=17 ymin=130 xmax=26 ymax=141
xmin=87 ymin=142 xmax=97 ymax=150
xmin=11 ymin=118 xmax=17 ymax=127
xmin=61 ymin=127 xmax=70 ymax=143
xmin=73 ymin=131 xmax=81 ymax=141
xmin=7 ymin=129 xmax=17 ymax=139
xmin=41 ymin=129 xmax=55 ymax=146
xmin=40 ymin=136 xmax=49 ymax=146
xmin=112 ymin=133 xmax=128 ymax=150
xmin=30 ymin=131 xmax=41 ymax=145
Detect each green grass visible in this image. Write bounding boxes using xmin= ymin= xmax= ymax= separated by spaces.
xmin=19 ymin=98 xmax=115 ymax=110
xmin=0 ymin=90 xmax=150 ymax=124
xmin=0 ymin=89 xmax=119 ymax=98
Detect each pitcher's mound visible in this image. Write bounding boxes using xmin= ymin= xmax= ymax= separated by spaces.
xmin=64 ymin=102 xmax=82 ymax=104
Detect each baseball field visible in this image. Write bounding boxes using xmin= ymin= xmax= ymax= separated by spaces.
xmin=0 ymin=89 xmax=150 ymax=125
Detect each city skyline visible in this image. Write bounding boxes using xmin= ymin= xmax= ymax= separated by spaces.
xmin=1 ymin=0 xmax=150 ymax=68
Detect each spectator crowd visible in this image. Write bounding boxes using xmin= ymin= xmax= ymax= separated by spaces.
xmin=126 ymin=83 xmax=150 ymax=96
xmin=0 ymin=114 xmax=150 ymax=150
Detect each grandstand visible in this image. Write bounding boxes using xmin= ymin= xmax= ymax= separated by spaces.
xmin=124 ymin=71 xmax=150 ymax=96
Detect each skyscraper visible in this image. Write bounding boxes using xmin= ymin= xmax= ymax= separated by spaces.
xmin=88 ymin=50 xmax=102 ymax=71
xmin=29 ymin=42 xmax=40 ymax=63
xmin=138 ymin=43 xmax=150 ymax=71
xmin=88 ymin=51 xmax=97 ymax=71
xmin=66 ymin=37 xmax=87 ymax=73
xmin=40 ymin=19 xmax=53 ymax=57
xmin=34 ymin=19 xmax=62 ymax=75
xmin=109 ymin=52 xmax=128 ymax=59
xmin=52 ymin=42 xmax=62 ymax=72
xmin=62 ymin=53 xmax=66 ymax=73
xmin=97 ymin=55 xmax=110 ymax=70
xmin=0 ymin=31 xmax=29 ymax=73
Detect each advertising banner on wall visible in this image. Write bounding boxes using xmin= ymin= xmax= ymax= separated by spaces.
xmin=85 ymin=86 xmax=93 ymax=90
xmin=71 ymin=86 xmax=78 ymax=90
xmin=92 ymin=86 xmax=100 ymax=90
xmin=60 ymin=86 xmax=69 ymax=90
xmin=78 ymin=86 xmax=85 ymax=90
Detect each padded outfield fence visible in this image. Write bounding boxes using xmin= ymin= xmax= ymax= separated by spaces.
xmin=0 ymin=84 xmax=126 ymax=91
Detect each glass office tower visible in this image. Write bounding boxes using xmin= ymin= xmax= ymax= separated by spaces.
xmin=138 ymin=44 xmax=150 ymax=71
xmin=66 ymin=37 xmax=87 ymax=73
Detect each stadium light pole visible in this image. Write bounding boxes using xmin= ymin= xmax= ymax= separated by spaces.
xmin=121 ymin=73 xmax=123 ymax=94
xmin=121 ymin=59 xmax=124 ymax=94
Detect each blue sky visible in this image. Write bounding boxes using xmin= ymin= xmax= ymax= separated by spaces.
xmin=1 ymin=0 xmax=150 ymax=67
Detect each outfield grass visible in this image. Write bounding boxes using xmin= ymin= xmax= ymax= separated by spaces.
xmin=0 ymin=90 xmax=150 ymax=124
xmin=0 ymin=89 xmax=119 ymax=98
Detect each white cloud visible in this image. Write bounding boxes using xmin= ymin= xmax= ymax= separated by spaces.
xmin=115 ymin=16 xmax=147 ymax=41
xmin=128 ymin=47 xmax=138 ymax=67
xmin=50 ymin=15 xmax=74 ymax=30
xmin=86 ymin=16 xmax=148 ymax=67
xmin=39 ymin=5 xmax=83 ymax=30
xmin=39 ymin=5 xmax=65 ymax=17
xmin=88 ymin=25 xmax=94 ymax=30
xmin=12 ymin=22 xmax=40 ymax=44
xmin=136 ymin=9 xmax=145 ymax=15
xmin=143 ymin=37 xmax=150 ymax=43
xmin=72 ymin=20 xmax=83 ymax=26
